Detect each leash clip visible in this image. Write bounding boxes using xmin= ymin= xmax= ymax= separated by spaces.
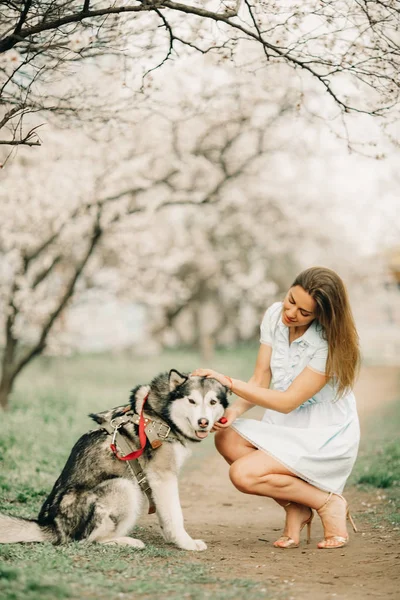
xmin=110 ymin=416 xmax=127 ymax=447
xmin=111 ymin=426 xmax=119 ymax=447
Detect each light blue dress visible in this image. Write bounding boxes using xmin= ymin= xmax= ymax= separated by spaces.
xmin=231 ymin=302 xmax=360 ymax=493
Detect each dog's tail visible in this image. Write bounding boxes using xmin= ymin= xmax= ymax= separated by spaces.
xmin=0 ymin=514 xmax=55 ymax=544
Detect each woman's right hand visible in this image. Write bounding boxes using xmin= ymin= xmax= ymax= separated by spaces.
xmin=212 ymin=406 xmax=241 ymax=432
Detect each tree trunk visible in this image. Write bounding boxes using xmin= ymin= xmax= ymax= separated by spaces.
xmin=0 ymin=325 xmax=18 ymax=410
xmin=0 ymin=221 xmax=103 ymax=411
xmin=0 ymin=370 xmax=15 ymax=410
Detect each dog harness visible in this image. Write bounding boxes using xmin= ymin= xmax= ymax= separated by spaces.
xmin=100 ymin=395 xmax=171 ymax=515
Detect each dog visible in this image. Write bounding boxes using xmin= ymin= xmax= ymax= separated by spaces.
xmin=0 ymin=370 xmax=229 ymax=551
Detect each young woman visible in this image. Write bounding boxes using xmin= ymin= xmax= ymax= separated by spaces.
xmin=193 ymin=266 xmax=360 ymax=549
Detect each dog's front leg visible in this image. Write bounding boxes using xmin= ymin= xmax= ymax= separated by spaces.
xmin=147 ymin=472 xmax=207 ymax=551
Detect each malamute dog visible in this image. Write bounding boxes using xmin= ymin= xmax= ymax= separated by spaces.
xmin=0 ymin=370 xmax=229 ymax=551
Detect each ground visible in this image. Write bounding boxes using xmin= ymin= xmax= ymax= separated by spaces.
xmin=141 ymin=366 xmax=400 ymax=600
xmin=0 ymin=358 xmax=399 ymax=600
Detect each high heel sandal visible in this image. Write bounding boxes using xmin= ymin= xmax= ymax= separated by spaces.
xmin=317 ymin=492 xmax=357 ymax=549
xmin=273 ymin=502 xmax=314 ymax=549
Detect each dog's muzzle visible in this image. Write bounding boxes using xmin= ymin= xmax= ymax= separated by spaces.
xmin=195 ymin=418 xmax=211 ymax=439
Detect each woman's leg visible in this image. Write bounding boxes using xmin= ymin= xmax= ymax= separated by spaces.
xmin=229 ymin=449 xmax=350 ymax=542
xmin=215 ymin=429 xmax=314 ymax=544
xmin=214 ymin=427 xmax=256 ymax=464
xmin=215 ymin=428 xmax=290 ymax=509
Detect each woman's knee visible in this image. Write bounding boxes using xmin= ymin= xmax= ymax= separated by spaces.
xmin=229 ymin=461 xmax=254 ymax=494
xmin=229 ymin=463 xmax=288 ymax=495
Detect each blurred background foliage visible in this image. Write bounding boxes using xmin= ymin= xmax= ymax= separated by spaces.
xmin=1 ymin=1 xmax=400 ymax=409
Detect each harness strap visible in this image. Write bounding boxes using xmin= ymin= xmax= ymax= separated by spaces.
xmin=98 ymin=394 xmax=172 ymax=515
xmin=102 ymin=419 xmax=156 ymax=514
xmin=106 ymin=409 xmax=171 ymax=454
xmin=128 ymin=413 xmax=171 ymax=449
xmin=110 ymin=410 xmax=147 ymax=462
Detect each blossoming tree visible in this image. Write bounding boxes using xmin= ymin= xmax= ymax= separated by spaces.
xmin=0 ymin=62 xmax=319 ymax=408
xmin=1 ymin=1 xmax=399 ymax=148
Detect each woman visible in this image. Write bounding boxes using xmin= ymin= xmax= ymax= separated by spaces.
xmin=193 ymin=266 xmax=360 ymax=549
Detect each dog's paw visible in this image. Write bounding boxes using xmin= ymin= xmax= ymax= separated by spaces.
xmin=192 ymin=539 xmax=207 ymax=551
xmin=177 ymin=538 xmax=207 ymax=551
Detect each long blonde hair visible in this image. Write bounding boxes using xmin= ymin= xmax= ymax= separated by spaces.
xmin=291 ymin=267 xmax=360 ymax=397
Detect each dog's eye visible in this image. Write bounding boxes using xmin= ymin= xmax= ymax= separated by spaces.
xmin=210 ymin=399 xmax=217 ymax=405
xmin=188 ymin=398 xmax=196 ymax=405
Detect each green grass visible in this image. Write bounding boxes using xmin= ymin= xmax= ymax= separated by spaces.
xmin=350 ymin=392 xmax=400 ymax=526
xmin=0 ymin=541 xmax=265 ymax=600
xmin=0 ymin=347 xmax=277 ymax=600
xmin=356 ymin=439 xmax=400 ymax=489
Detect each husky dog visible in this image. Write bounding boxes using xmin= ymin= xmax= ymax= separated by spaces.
xmin=0 ymin=370 xmax=228 ymax=551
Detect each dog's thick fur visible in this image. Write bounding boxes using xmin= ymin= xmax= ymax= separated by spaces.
xmin=0 ymin=370 xmax=228 ymax=551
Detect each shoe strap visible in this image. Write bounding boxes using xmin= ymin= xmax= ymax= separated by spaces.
xmin=274 ymin=536 xmax=298 ymax=548
xmin=317 ymin=492 xmax=333 ymax=513
xmin=320 ymin=535 xmax=348 ymax=546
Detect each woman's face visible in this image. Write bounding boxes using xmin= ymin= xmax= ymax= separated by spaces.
xmin=282 ymin=285 xmax=316 ymax=328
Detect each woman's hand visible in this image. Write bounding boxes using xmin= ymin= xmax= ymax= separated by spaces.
xmin=191 ymin=368 xmax=232 ymax=390
xmin=211 ymin=406 xmax=240 ymax=431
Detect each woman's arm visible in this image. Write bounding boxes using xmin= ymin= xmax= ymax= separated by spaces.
xmin=227 ymin=344 xmax=272 ymax=419
xmin=231 ymin=367 xmax=328 ymax=413
xmin=194 ymin=365 xmax=328 ymax=415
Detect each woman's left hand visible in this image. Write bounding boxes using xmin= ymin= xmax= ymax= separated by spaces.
xmin=191 ymin=368 xmax=232 ymax=389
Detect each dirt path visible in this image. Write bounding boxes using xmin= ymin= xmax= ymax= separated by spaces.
xmin=146 ymin=366 xmax=400 ymax=600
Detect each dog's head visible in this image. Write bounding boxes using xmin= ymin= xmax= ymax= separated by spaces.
xmin=168 ymin=369 xmax=229 ymax=441
xmin=136 ymin=369 xmax=229 ymax=443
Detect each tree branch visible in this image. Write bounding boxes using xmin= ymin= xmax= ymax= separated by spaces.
xmin=12 ymin=0 xmax=32 ymax=37
xmin=15 ymin=213 xmax=103 ymax=375
xmin=31 ymin=255 xmax=62 ymax=289
xmin=0 ymin=139 xmax=41 ymax=146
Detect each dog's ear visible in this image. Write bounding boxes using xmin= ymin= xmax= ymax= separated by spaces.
xmin=169 ymin=369 xmax=188 ymax=391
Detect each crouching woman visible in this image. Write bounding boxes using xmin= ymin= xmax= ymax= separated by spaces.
xmin=193 ymin=266 xmax=360 ymax=549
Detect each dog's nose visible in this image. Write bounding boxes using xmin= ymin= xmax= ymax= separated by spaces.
xmin=198 ymin=418 xmax=209 ymax=429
